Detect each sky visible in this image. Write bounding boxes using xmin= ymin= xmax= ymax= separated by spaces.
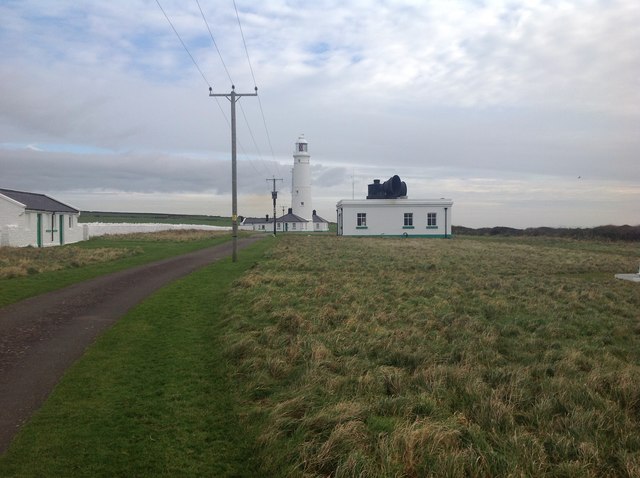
xmin=1 ymin=0 xmax=638 ymax=228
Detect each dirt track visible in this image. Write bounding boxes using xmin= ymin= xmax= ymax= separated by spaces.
xmin=0 ymin=236 xmax=261 ymax=454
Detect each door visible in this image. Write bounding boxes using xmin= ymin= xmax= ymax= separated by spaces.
xmin=37 ymin=213 xmax=42 ymax=247
xmin=59 ymin=215 xmax=64 ymax=245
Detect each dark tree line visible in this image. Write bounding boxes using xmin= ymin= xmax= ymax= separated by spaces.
xmin=453 ymin=225 xmax=640 ymax=241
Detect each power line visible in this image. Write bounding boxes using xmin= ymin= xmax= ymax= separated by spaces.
xmin=232 ymin=0 xmax=277 ymax=168
xmin=195 ymin=0 xmax=233 ymax=85
xmin=232 ymin=0 xmax=257 ymax=87
xmin=159 ymin=0 xmax=266 ymax=176
xmin=197 ymin=0 xmax=274 ymax=177
xmin=155 ymin=0 xmax=211 ymax=88
xmin=256 ymin=96 xmax=276 ymax=162
xmin=156 ymin=0 xmax=235 ymax=148
xmin=238 ymin=103 xmax=273 ymax=176
xmin=156 ymin=0 xmax=272 ymax=221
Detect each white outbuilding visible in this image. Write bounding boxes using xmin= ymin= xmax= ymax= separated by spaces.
xmin=0 ymin=188 xmax=84 ymax=247
xmin=336 ymin=176 xmax=453 ymax=238
xmin=242 ymin=208 xmax=329 ymax=233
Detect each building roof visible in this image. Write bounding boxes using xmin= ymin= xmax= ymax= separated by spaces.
xmin=0 ymin=188 xmax=79 ymax=213
xmin=312 ymin=212 xmax=329 ymax=223
xmin=336 ymin=198 xmax=453 ymax=207
xmin=278 ymin=212 xmax=308 ymax=223
xmin=244 ymin=212 xmax=327 ymax=225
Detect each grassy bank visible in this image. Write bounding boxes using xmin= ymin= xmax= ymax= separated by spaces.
xmin=0 ymin=230 xmax=234 ymax=307
xmin=0 ymin=237 xmax=273 ymax=477
xmin=220 ymin=235 xmax=640 ymax=476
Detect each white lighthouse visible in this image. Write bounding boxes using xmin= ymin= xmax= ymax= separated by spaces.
xmin=291 ymin=135 xmax=313 ymax=222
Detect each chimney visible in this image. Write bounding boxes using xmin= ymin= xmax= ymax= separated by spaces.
xmin=288 ymin=207 xmax=293 ymax=214
xmin=312 ymin=209 xmax=317 ymax=216
xmin=266 ymin=214 xmax=269 ymax=221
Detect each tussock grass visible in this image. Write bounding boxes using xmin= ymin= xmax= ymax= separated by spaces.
xmin=0 ymin=246 xmax=141 ymax=279
xmin=221 ymin=235 xmax=640 ymax=477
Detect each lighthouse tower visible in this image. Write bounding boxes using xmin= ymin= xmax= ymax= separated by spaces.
xmin=291 ymin=135 xmax=313 ymax=222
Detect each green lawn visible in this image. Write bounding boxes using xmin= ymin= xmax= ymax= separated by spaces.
xmin=0 ymin=237 xmax=273 ymax=477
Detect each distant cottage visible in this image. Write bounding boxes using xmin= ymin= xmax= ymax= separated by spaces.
xmin=336 ymin=175 xmax=453 ymax=237
xmin=0 ymin=188 xmax=84 ymax=247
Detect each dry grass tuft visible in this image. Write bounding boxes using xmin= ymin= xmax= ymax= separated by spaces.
xmin=0 ymin=246 xmax=142 ymax=279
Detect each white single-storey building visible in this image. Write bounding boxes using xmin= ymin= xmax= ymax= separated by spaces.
xmin=242 ymin=208 xmax=329 ymax=233
xmin=0 ymin=188 xmax=84 ymax=247
xmin=336 ymin=176 xmax=453 ymax=238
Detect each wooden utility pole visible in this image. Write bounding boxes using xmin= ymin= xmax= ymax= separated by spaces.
xmin=209 ymin=85 xmax=257 ymax=262
xmin=266 ymin=177 xmax=283 ymax=235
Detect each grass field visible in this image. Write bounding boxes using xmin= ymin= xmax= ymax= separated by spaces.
xmin=1 ymin=234 xmax=639 ymax=477
xmin=220 ymin=235 xmax=640 ymax=477
xmin=0 ymin=230 xmax=233 ymax=307
xmin=79 ymin=211 xmax=231 ymax=227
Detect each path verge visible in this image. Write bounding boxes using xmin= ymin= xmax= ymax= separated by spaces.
xmin=0 ymin=236 xmax=262 ymax=454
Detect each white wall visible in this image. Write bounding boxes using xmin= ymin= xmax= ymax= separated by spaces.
xmin=337 ymin=199 xmax=453 ymax=237
xmin=0 ymin=211 xmax=84 ymax=248
xmin=0 ymin=197 xmax=27 ymax=246
xmin=313 ymin=222 xmax=330 ymax=232
xmin=1 ymin=200 xmax=229 ymax=247
xmin=83 ymin=223 xmax=231 ymax=238
xmin=246 ymin=221 xmax=330 ymax=232
xmin=39 ymin=212 xmax=84 ymax=247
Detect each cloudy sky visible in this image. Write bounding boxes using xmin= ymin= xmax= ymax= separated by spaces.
xmin=1 ymin=0 xmax=638 ymax=227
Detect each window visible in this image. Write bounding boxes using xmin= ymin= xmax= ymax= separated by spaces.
xmin=403 ymin=213 xmax=413 ymax=227
xmin=357 ymin=213 xmax=367 ymax=227
xmin=292 ymin=223 xmax=296 ymax=230
xmin=69 ymin=216 xmax=73 ymax=227
xmin=427 ymin=213 xmax=437 ymax=227
xmin=298 ymin=143 xmax=307 ymax=152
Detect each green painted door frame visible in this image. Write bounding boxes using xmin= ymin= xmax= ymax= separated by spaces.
xmin=37 ymin=213 xmax=42 ymax=247
xmin=59 ymin=214 xmax=64 ymax=245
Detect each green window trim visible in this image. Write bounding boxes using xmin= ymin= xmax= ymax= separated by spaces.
xmin=402 ymin=226 xmax=415 ymax=229
xmin=426 ymin=226 xmax=438 ymax=229
xmin=356 ymin=226 xmax=368 ymax=229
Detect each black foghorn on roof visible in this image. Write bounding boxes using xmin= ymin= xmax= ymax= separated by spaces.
xmin=0 ymin=188 xmax=79 ymax=213
xmin=366 ymin=175 xmax=407 ymax=199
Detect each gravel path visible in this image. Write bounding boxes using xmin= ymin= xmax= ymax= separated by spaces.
xmin=0 ymin=236 xmax=262 ymax=454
